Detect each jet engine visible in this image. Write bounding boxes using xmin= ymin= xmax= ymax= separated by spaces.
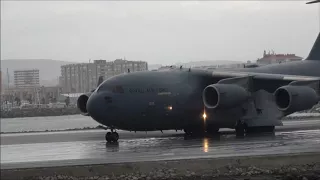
xmin=77 ymin=92 xmax=92 ymax=116
xmin=77 ymin=76 xmax=104 ymax=116
xmin=274 ymin=85 xmax=319 ymax=113
xmin=203 ymin=84 xmax=249 ymax=109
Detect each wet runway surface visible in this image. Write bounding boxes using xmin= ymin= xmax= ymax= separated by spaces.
xmin=1 ymin=119 xmax=320 ymax=169
xmin=2 ymin=114 xmax=319 ymax=133
xmin=0 ymin=115 xmax=98 ymax=133
xmin=2 ymin=119 xmax=320 ymax=145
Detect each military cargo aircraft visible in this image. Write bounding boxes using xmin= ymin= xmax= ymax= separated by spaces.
xmin=77 ymin=2 xmax=320 ymax=143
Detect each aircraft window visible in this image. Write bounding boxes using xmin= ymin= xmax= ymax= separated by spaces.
xmin=97 ymin=84 xmax=124 ymax=93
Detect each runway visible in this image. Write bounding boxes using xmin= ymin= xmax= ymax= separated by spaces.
xmin=2 ymin=118 xmax=320 ymax=145
xmin=1 ymin=118 xmax=320 ymax=170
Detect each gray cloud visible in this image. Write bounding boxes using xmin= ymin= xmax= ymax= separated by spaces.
xmin=1 ymin=1 xmax=319 ymax=64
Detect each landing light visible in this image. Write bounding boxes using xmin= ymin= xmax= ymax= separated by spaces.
xmin=202 ymin=112 xmax=207 ymax=120
xmin=168 ymin=106 xmax=173 ymax=110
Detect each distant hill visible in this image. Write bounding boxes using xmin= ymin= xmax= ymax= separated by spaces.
xmin=1 ymin=59 xmax=72 ymax=86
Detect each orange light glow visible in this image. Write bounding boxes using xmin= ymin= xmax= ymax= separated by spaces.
xmin=203 ymin=138 xmax=209 ymax=152
xmin=202 ymin=112 xmax=207 ymax=120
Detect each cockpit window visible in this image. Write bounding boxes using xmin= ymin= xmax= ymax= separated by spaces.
xmin=97 ymin=84 xmax=124 ymax=93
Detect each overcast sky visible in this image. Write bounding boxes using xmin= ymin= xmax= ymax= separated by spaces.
xmin=1 ymin=1 xmax=319 ymax=64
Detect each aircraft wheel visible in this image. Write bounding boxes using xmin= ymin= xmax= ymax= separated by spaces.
xmin=106 ymin=132 xmax=119 ymax=143
xmin=106 ymin=131 xmax=119 ymax=143
xmin=111 ymin=132 xmax=119 ymax=142
xmin=105 ymin=132 xmax=112 ymax=142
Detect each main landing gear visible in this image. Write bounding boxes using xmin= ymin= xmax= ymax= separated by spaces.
xmin=105 ymin=130 xmax=119 ymax=143
xmin=235 ymin=121 xmax=246 ymax=137
xmin=235 ymin=120 xmax=275 ymax=137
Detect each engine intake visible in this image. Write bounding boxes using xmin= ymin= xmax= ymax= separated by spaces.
xmin=203 ymin=84 xmax=249 ymax=109
xmin=77 ymin=93 xmax=92 ymax=116
xmin=274 ymin=85 xmax=319 ymax=113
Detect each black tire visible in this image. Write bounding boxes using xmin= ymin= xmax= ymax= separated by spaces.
xmin=105 ymin=132 xmax=112 ymax=142
xmin=112 ymin=132 xmax=119 ymax=142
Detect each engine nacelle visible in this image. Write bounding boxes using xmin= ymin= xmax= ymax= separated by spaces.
xmin=203 ymin=84 xmax=249 ymax=109
xmin=77 ymin=92 xmax=92 ymax=116
xmin=274 ymin=85 xmax=319 ymax=113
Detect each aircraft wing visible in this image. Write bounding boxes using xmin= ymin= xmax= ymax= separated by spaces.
xmin=208 ymin=70 xmax=320 ymax=94
xmin=201 ymin=69 xmax=320 ymax=116
xmin=210 ymin=71 xmax=320 ymax=82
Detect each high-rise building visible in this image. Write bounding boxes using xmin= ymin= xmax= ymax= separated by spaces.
xmin=60 ymin=59 xmax=148 ymax=93
xmin=14 ymin=69 xmax=40 ymax=88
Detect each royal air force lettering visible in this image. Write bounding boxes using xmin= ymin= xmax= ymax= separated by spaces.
xmin=128 ymin=88 xmax=169 ymax=94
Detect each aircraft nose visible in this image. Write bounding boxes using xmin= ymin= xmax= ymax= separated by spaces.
xmin=86 ymin=92 xmax=114 ymax=121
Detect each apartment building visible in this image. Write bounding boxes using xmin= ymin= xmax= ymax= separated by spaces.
xmin=14 ymin=69 xmax=40 ymax=88
xmin=257 ymin=50 xmax=303 ymax=65
xmin=60 ymin=59 xmax=148 ymax=93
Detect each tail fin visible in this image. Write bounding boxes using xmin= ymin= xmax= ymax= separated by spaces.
xmin=306 ymin=32 xmax=320 ymax=60
xmin=90 ymin=76 xmax=104 ymax=92
xmin=97 ymin=76 xmax=104 ymax=87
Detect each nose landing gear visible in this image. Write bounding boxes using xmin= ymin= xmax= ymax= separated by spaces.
xmin=100 ymin=125 xmax=119 ymax=143
xmin=105 ymin=131 xmax=119 ymax=143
